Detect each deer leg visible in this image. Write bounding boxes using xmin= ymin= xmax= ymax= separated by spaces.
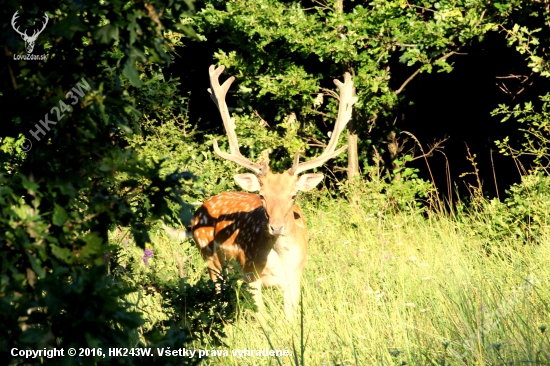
xmin=205 ymin=252 xmax=223 ymax=292
xmin=259 ymin=250 xmax=302 ymax=320
xmin=283 ymin=275 xmax=301 ymax=320
xmin=248 ymin=279 xmax=266 ymax=317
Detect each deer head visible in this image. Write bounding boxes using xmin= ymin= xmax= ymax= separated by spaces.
xmin=208 ymin=65 xmax=356 ymax=236
xmin=12 ymin=11 xmax=49 ymax=54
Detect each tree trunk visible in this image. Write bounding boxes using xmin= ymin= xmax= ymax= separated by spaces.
xmin=346 ymin=79 xmax=359 ymax=178
xmin=347 ymin=129 xmax=359 ymax=179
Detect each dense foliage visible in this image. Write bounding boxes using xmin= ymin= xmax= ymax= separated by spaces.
xmin=1 ymin=0 xmax=550 ymax=365
xmin=189 ymin=0 xmax=550 ymax=178
xmin=1 ymin=1 xmax=249 ymax=364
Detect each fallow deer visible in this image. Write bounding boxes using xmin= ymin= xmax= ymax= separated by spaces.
xmin=185 ymin=65 xmax=355 ymax=319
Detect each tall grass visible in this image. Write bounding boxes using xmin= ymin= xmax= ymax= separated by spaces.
xmin=119 ymin=182 xmax=549 ymax=365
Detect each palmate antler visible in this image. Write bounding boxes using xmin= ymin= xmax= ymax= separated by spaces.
xmin=208 ymin=65 xmax=357 ymax=175
xmin=288 ymin=72 xmax=356 ymax=175
xmin=194 ymin=66 xmax=357 ymax=320
xmin=208 ymin=65 xmax=266 ymax=175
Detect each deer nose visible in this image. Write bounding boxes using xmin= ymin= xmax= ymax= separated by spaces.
xmin=269 ymin=225 xmax=283 ymax=235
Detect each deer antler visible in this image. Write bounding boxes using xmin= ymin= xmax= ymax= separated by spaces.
xmin=11 ymin=12 xmax=48 ymax=39
xmin=36 ymin=14 xmax=49 ymax=37
xmin=208 ymin=65 xmax=265 ymax=175
xmin=11 ymin=11 xmax=26 ymax=37
xmin=289 ymin=72 xmax=357 ymax=175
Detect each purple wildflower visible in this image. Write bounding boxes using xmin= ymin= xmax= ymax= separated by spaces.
xmin=143 ymin=248 xmax=153 ymax=265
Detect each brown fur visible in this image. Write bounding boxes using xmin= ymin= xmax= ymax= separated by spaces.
xmin=191 ymin=171 xmax=311 ymax=319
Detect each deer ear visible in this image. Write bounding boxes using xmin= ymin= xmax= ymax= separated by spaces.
xmin=296 ymin=173 xmax=323 ymax=192
xmin=234 ymin=174 xmax=261 ymax=192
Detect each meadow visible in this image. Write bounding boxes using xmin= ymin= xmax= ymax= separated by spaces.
xmin=5 ymin=2 xmax=550 ymax=365
xmin=114 ymin=178 xmax=550 ymax=366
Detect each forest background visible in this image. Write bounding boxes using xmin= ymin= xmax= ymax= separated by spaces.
xmin=2 ymin=0 xmax=550 ymax=365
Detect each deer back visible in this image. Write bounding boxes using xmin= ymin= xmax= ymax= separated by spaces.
xmin=191 ymin=190 xmax=308 ymax=278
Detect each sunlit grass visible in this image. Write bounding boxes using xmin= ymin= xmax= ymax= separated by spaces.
xmin=121 ymin=187 xmax=550 ymax=365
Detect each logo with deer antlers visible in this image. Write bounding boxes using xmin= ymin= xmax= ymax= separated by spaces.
xmin=11 ymin=11 xmax=48 ymax=55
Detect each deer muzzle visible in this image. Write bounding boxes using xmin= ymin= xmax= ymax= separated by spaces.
xmin=269 ymin=224 xmax=284 ymax=235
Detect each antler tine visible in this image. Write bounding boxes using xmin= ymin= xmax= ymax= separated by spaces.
xmin=292 ymin=72 xmax=357 ymax=176
xmin=208 ymin=65 xmax=263 ymax=175
xmin=38 ymin=14 xmax=49 ymax=34
xmin=11 ymin=12 xmax=26 ymax=37
xmin=288 ymin=150 xmax=301 ymax=174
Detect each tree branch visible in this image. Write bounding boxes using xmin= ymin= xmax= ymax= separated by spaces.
xmin=318 ymin=87 xmax=339 ymax=100
xmin=303 ymin=106 xmax=334 ymax=119
xmin=301 ymin=136 xmax=327 ymax=148
xmin=394 ymin=50 xmax=458 ymax=95
xmin=253 ymin=109 xmax=270 ymax=127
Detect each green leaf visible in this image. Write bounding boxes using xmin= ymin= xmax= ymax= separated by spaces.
xmin=51 ymin=11 xmax=87 ymax=40
xmin=26 ymin=252 xmax=45 ymax=278
xmin=51 ymin=244 xmax=74 ymax=264
xmin=123 ymin=58 xmax=143 ymax=87
xmin=95 ymin=24 xmax=120 ymax=44
xmin=81 ymin=232 xmax=105 ymax=263
xmin=53 ymin=204 xmax=69 ymax=226
xmin=20 ymin=174 xmax=39 ymax=191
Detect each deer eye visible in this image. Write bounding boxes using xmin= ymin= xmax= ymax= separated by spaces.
xmin=291 ymin=195 xmax=296 ymax=200
xmin=259 ymin=194 xmax=265 ymax=201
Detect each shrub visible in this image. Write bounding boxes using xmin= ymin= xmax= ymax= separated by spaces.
xmin=459 ymin=173 xmax=550 ymax=246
